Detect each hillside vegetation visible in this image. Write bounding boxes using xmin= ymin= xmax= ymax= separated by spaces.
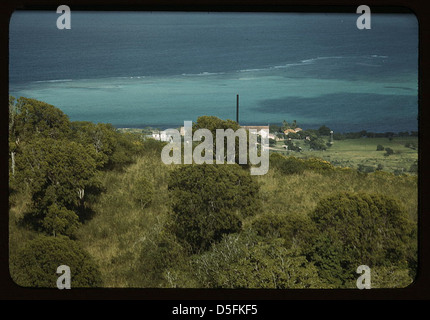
xmin=9 ymin=98 xmax=418 ymax=289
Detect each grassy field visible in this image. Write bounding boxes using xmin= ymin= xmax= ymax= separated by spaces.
xmin=272 ymin=136 xmax=418 ymax=174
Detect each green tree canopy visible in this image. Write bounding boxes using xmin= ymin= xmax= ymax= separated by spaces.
xmin=192 ymin=116 xmax=251 ymax=167
xmin=11 ymin=235 xmax=102 ymax=288
xmin=384 ymin=147 xmax=394 ymax=156
xmin=168 ymin=163 xmax=261 ymax=252
xmin=192 ymin=115 xmax=240 ymax=133
xmin=305 ymin=192 xmax=415 ymax=287
xmin=318 ymin=125 xmax=331 ymax=136
xmin=71 ymin=121 xmax=140 ymax=169
xmin=251 ymin=212 xmax=315 ymax=249
xmin=220 ymin=240 xmax=324 ymax=289
xmin=42 ymin=204 xmax=81 ymax=237
xmin=16 ymin=138 xmax=99 ymax=231
xmin=193 ymin=234 xmax=323 ymax=288
xmin=10 ymin=96 xmax=71 ymax=142
xmin=130 ymin=175 xmax=154 ymax=209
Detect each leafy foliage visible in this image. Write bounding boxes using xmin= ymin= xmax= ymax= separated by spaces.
xmin=384 ymin=147 xmax=394 ymax=156
xmin=193 ymin=233 xmax=323 ymax=288
xmin=305 ymin=192 xmax=416 ymax=287
xmin=270 ymin=153 xmax=334 ymax=175
xmin=303 ymin=158 xmax=334 ymax=172
xmin=11 ymin=235 xmax=102 ymax=288
xmin=168 ymin=163 xmax=261 ymax=252
xmin=192 ymin=116 xmax=251 ymax=167
xmin=308 ymin=138 xmax=327 ymax=150
xmin=42 ymin=204 xmax=80 ymax=237
xmin=9 ymin=98 xmax=418 ymax=289
xmin=371 ymin=266 xmax=414 ymax=288
xmin=251 ymin=212 xmax=315 ymax=249
xmin=10 ymin=97 xmax=71 ymax=142
xmin=17 ymin=138 xmax=99 ymax=231
xmin=318 ymin=125 xmax=331 ymax=136
xmin=270 ymin=154 xmax=305 ymax=175
xmin=130 ymin=175 xmax=154 ymax=209
xmin=71 ymin=121 xmax=142 ymax=169
xmin=220 ymin=240 xmax=324 ymax=289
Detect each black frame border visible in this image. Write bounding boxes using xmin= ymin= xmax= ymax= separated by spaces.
xmin=1 ymin=0 xmax=429 ymax=302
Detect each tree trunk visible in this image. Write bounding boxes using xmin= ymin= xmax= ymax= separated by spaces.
xmin=10 ymin=151 xmax=15 ymax=176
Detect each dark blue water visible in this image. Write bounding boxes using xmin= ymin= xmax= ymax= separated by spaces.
xmin=9 ymin=11 xmax=419 ymax=132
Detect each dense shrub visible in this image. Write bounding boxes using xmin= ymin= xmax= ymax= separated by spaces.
xmin=409 ymin=160 xmax=418 ymax=173
xmin=196 ymin=237 xmax=323 ymax=289
xmin=168 ymin=164 xmax=260 ymax=252
xmin=280 ymin=157 xmax=306 ymax=175
xmin=132 ymin=232 xmax=187 ymax=287
xmin=270 ymin=154 xmax=335 ymax=175
xmin=303 ymin=158 xmax=334 ymax=172
xmin=269 ymin=154 xmax=305 ymax=175
xmin=11 ymin=235 xmax=102 ymax=288
xmin=309 ymin=138 xmax=327 ymax=150
xmin=318 ymin=125 xmax=331 ymax=136
xmin=358 ymin=164 xmax=375 ymax=173
xmin=192 ymin=116 xmax=252 ymax=168
xmin=269 ymin=152 xmax=287 ymax=169
xmin=42 ymin=204 xmax=80 ymax=237
xmin=17 ymin=138 xmax=99 ymax=232
xmin=251 ymin=212 xmax=315 ymax=248
xmin=384 ymin=147 xmax=394 ymax=156
xmin=305 ymin=192 xmax=415 ymax=287
xmin=371 ymin=266 xmax=413 ymax=288
xmin=71 ymin=122 xmax=141 ymax=170
xmin=142 ymin=138 xmax=168 ymax=154
xmin=269 ymin=138 xmax=276 ymax=146
xmin=130 ymin=176 xmax=154 ymax=209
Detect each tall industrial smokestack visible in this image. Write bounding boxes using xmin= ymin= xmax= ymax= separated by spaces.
xmin=236 ymin=94 xmax=239 ymax=124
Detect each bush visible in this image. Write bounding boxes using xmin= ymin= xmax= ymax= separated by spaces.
xmin=358 ymin=164 xmax=375 ymax=173
xmin=318 ymin=125 xmax=331 ymax=136
xmin=130 ymin=176 xmax=154 ymax=209
xmin=409 ymin=161 xmax=418 ymax=174
xmin=303 ymin=158 xmax=334 ymax=173
xmin=269 ymin=152 xmax=287 ymax=170
xmin=215 ymin=239 xmax=324 ymax=288
xmin=11 ymin=235 xmax=102 ymax=288
xmin=309 ymin=138 xmax=327 ymax=150
xmin=168 ymin=164 xmax=260 ymax=252
xmin=279 ymin=156 xmax=306 ymax=175
xmin=305 ymin=192 xmax=415 ymax=287
xmin=371 ymin=266 xmax=413 ymax=288
xmin=404 ymin=142 xmax=417 ymax=150
xmin=251 ymin=212 xmax=315 ymax=248
xmin=284 ymin=139 xmax=301 ymax=151
xmin=384 ymin=148 xmax=394 ymax=156
xmin=142 ymin=138 xmax=168 ymax=154
xmin=17 ymin=138 xmax=99 ymax=232
xmin=269 ymin=138 xmax=276 ymax=146
xmin=42 ymin=204 xmax=80 ymax=237
xmin=376 ymin=144 xmax=384 ymax=151
xmin=270 ymin=155 xmax=335 ymax=175
xmin=192 ymin=234 xmax=324 ymax=288
xmin=134 ymin=231 xmax=187 ymax=287
xmin=191 ymin=231 xmax=259 ymax=287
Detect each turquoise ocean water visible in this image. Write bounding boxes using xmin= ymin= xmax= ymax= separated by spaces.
xmin=9 ymin=11 xmax=419 ymax=132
